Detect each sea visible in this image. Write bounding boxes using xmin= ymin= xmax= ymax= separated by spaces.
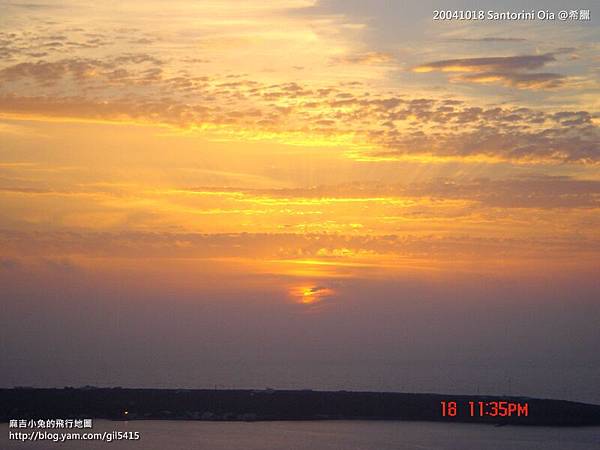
xmin=3 ymin=420 xmax=600 ymax=450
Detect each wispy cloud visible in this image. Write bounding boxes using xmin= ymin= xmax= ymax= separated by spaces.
xmin=412 ymin=51 xmax=578 ymax=89
xmin=414 ymin=53 xmax=557 ymax=73
xmin=331 ymin=51 xmax=393 ymax=65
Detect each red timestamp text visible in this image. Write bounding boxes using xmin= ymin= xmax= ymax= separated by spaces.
xmin=440 ymin=400 xmax=529 ymax=417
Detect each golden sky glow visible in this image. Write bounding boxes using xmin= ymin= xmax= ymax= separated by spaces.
xmin=2 ymin=2 xmax=600 ymax=403
xmin=0 ymin=0 xmax=599 ymax=304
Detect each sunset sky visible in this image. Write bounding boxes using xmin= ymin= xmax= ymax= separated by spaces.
xmin=1 ymin=0 xmax=598 ymax=402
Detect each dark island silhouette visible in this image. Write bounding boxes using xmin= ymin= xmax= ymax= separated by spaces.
xmin=2 ymin=388 xmax=600 ymax=427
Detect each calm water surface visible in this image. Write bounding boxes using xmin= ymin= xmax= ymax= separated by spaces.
xmin=3 ymin=420 xmax=600 ymax=450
